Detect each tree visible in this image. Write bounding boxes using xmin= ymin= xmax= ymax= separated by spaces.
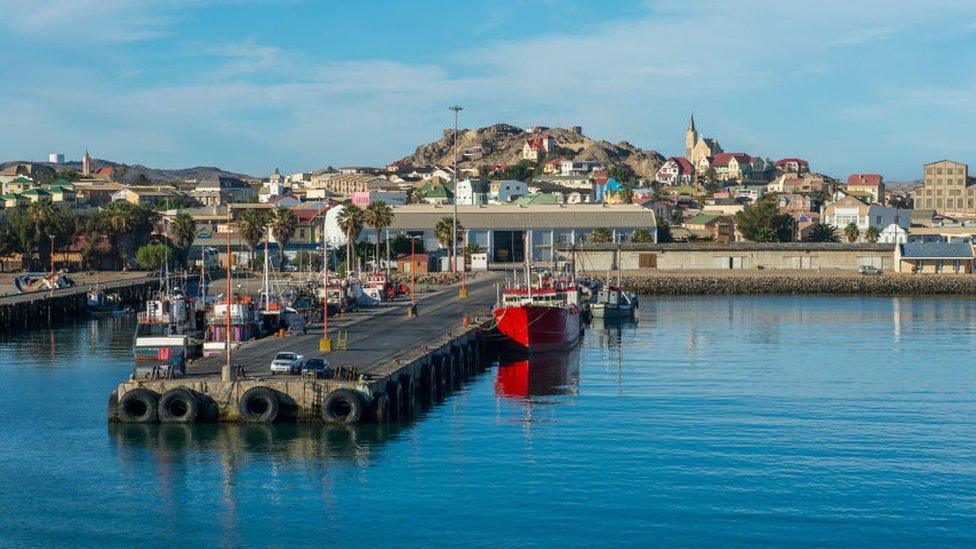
xmin=434 ymin=216 xmax=463 ymax=251
xmin=169 ymin=212 xmax=196 ymax=266
xmin=336 ymin=204 xmax=365 ymax=273
xmin=619 ymin=187 xmax=634 ymax=205
xmin=236 ymin=209 xmax=267 ymax=269
xmin=501 ymin=161 xmax=534 ymax=182
xmin=589 ymin=227 xmax=613 ymax=243
xmin=408 ymin=187 xmax=425 ymax=204
xmin=865 ymin=226 xmax=881 ymax=243
xmin=608 ymin=165 xmax=632 ymax=183
xmin=364 ymin=201 xmax=394 ymax=271
xmin=733 ymin=198 xmax=795 ymax=242
xmin=98 ymin=201 xmax=159 ymax=270
xmin=135 ymin=243 xmax=175 ymax=270
xmin=844 ymin=222 xmax=860 ymax=243
xmin=267 ymin=207 xmax=298 ymax=268
xmin=632 ymin=229 xmax=654 ymax=243
xmin=807 ymin=223 xmax=839 ymax=242
xmin=702 ymin=167 xmax=718 ymax=189
xmin=655 ymin=219 xmax=673 ymax=243
xmin=389 ymin=233 xmax=415 ymax=256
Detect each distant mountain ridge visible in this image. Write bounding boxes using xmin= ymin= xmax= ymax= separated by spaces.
xmin=393 ymin=123 xmax=666 ymax=179
xmin=0 ymin=159 xmax=254 ymax=184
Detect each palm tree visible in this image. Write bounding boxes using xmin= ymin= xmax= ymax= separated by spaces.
xmin=589 ymin=227 xmax=613 ymax=243
xmin=807 ymin=223 xmax=839 ymax=242
xmin=268 ymin=207 xmax=299 ymax=268
xmin=865 ymin=226 xmax=881 ymax=243
xmin=27 ymin=200 xmax=57 ymax=270
xmin=434 ymin=216 xmax=462 ymax=251
xmin=363 ymin=201 xmax=394 ymax=271
xmin=236 ymin=209 xmax=267 ymax=269
xmin=844 ymin=222 xmax=859 ymax=243
xmin=170 ymin=212 xmax=196 ymax=266
xmin=632 ymin=228 xmax=654 ymax=243
xmin=99 ymin=202 xmax=136 ymax=269
xmin=336 ymin=204 xmax=365 ymax=272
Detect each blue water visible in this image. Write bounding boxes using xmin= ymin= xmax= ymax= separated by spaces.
xmin=2 ymin=296 xmax=976 ymax=546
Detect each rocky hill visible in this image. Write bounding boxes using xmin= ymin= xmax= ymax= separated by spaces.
xmin=1 ymin=159 xmax=254 ymax=184
xmin=394 ymin=124 xmax=665 ymax=179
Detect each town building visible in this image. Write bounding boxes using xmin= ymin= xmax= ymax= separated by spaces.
xmin=350 ymin=190 xmax=407 ymax=207
xmin=560 ymin=159 xmax=603 ymax=176
xmin=455 ymin=179 xmax=490 ymax=206
xmin=684 ymin=114 xmax=723 ymax=166
xmin=0 ymin=163 xmax=55 ymax=186
xmin=48 ymin=153 xmax=65 ymax=164
xmin=194 ymin=176 xmax=256 ymax=205
xmin=846 ymin=174 xmax=885 ymax=204
xmin=773 ymin=158 xmax=809 ymax=174
xmin=711 ymin=152 xmax=763 ymax=182
xmin=489 ymin=180 xmax=528 ymax=203
xmin=822 ymin=195 xmax=911 ymax=237
xmin=384 ymin=203 xmax=657 ymax=264
xmin=913 ymin=160 xmax=976 ymax=217
xmin=521 ymin=136 xmax=555 ymax=161
xmin=656 ymin=157 xmax=695 ymax=185
xmin=895 ymin=242 xmax=974 ymax=273
xmin=82 ymin=150 xmax=92 ymax=176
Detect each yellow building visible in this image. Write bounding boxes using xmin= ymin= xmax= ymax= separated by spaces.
xmin=914 ymin=160 xmax=976 ymax=217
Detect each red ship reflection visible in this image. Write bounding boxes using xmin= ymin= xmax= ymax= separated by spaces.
xmin=495 ymin=350 xmax=580 ymax=398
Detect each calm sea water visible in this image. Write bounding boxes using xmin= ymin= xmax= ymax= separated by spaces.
xmin=2 ymin=296 xmax=976 ymax=546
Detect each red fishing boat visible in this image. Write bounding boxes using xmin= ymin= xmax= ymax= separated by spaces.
xmin=492 ymin=274 xmax=582 ymax=353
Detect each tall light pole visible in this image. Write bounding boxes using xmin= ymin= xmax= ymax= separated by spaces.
xmin=450 ymin=105 xmax=463 ymax=274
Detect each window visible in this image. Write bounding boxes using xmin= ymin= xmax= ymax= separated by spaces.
xmin=937 ymin=168 xmax=943 ymax=174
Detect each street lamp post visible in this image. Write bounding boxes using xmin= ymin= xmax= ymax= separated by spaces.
xmin=49 ymin=235 xmax=55 ymax=276
xmin=450 ymin=105 xmax=463 ymax=274
xmin=407 ymin=235 xmax=419 ymax=318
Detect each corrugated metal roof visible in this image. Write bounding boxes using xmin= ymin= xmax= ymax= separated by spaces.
xmin=388 ymin=204 xmax=656 ymax=230
xmin=900 ymin=242 xmax=974 ymax=259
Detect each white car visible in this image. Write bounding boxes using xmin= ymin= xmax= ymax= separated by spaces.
xmin=270 ymin=352 xmax=304 ymax=375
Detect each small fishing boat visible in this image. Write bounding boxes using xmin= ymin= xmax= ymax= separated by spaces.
xmin=86 ymin=289 xmax=123 ymax=315
xmin=203 ymin=294 xmax=263 ymax=356
xmin=590 ymin=286 xmax=638 ymax=319
xmin=363 ymin=272 xmax=395 ymax=302
xmin=13 ymin=272 xmax=74 ymax=293
xmin=132 ymin=290 xmax=202 ymax=378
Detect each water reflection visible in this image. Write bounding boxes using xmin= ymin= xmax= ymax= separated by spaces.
xmin=495 ymin=350 xmax=580 ymax=399
xmin=109 ymin=422 xmax=400 ymax=462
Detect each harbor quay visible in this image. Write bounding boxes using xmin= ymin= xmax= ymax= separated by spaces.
xmin=0 ymin=273 xmax=158 ymax=334
xmin=108 ymin=274 xmax=501 ymax=426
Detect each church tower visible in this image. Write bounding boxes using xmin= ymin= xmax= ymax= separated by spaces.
xmin=684 ymin=114 xmax=698 ymax=160
xmin=82 ymin=149 xmax=91 ymax=176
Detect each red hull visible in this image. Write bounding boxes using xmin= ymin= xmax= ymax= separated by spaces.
xmin=493 ymin=305 xmax=581 ymax=352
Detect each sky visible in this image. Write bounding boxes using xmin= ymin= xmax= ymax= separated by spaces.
xmin=3 ymin=0 xmax=976 ymax=180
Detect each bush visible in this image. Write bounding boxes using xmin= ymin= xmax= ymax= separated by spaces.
xmin=135 ymin=243 xmax=176 ymax=270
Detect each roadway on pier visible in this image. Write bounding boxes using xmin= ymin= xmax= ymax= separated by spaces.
xmin=186 ymin=273 xmax=499 ymax=378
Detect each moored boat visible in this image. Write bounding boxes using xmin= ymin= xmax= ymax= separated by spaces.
xmin=132 ymin=291 xmax=202 ymax=378
xmin=492 ymin=274 xmax=582 ymax=353
xmin=86 ymin=289 xmax=122 ymax=315
xmin=590 ymin=286 xmax=638 ymax=319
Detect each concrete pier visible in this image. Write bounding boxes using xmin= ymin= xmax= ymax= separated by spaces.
xmin=109 ymin=274 xmax=500 ymax=425
xmin=0 ymin=274 xmax=158 ymax=334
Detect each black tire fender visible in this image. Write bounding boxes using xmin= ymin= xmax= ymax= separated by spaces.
xmin=158 ymin=387 xmax=200 ymax=423
xmin=322 ymin=388 xmax=365 ymax=424
xmin=239 ymin=386 xmax=280 ymax=423
xmin=118 ymin=388 xmax=160 ymax=423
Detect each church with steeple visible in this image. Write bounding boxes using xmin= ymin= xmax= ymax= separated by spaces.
xmin=684 ymin=114 xmax=723 ymax=168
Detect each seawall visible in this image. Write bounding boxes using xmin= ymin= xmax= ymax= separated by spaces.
xmin=595 ymin=271 xmax=976 ymax=295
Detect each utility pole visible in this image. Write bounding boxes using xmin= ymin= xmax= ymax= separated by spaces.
xmin=450 ymin=104 xmax=463 ymax=274
xmin=222 ymin=210 xmax=232 ymax=383
xmin=320 ymin=214 xmax=331 ymax=352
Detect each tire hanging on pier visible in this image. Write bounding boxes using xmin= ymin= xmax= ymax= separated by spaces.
xmin=239 ymin=386 xmax=280 ymax=423
xmin=158 ymin=387 xmax=201 ymax=423
xmin=118 ymin=388 xmax=160 ymax=423
xmin=371 ymin=393 xmax=391 ymax=423
xmin=322 ymin=388 xmax=365 ymax=424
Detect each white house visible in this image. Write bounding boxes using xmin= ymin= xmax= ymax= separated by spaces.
xmin=655 ymin=157 xmax=695 ymax=185
xmin=879 ymin=223 xmax=909 ymax=244
xmin=455 ymin=179 xmax=490 ymax=205
xmin=489 ymin=180 xmax=528 ymax=203
xmin=560 ymin=159 xmax=603 ymax=176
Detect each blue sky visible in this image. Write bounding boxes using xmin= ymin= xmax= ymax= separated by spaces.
xmin=3 ymin=0 xmax=976 ymax=180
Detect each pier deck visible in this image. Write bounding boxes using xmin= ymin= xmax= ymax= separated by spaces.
xmin=111 ymin=273 xmax=501 ymax=425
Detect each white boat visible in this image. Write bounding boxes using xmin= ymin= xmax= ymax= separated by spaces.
xmin=132 ymin=291 xmax=202 ymax=378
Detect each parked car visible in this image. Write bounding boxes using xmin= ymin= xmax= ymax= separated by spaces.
xmin=270 ymin=352 xmax=304 ymax=374
xmin=858 ymin=265 xmax=883 ymax=275
xmin=301 ymin=357 xmax=331 ymax=378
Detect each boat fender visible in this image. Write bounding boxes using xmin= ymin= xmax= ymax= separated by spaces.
xmin=238 ymin=386 xmax=280 ymax=423
xmin=371 ymin=393 xmax=391 ymax=423
xmin=118 ymin=388 xmax=160 ymax=423
xmin=322 ymin=388 xmax=365 ymax=424
xmin=158 ymin=387 xmax=201 ymax=423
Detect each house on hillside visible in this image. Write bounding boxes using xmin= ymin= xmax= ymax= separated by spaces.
xmin=521 ymin=136 xmax=555 ymax=161
xmin=655 ymin=157 xmax=695 ymax=185
xmin=489 ymin=180 xmax=528 ymax=203
xmin=455 ymin=179 xmax=490 ymax=206
xmin=774 ymin=158 xmax=809 ymax=174
xmin=195 ymin=176 xmax=256 ymax=204
xmin=846 ymin=173 xmax=885 ymax=204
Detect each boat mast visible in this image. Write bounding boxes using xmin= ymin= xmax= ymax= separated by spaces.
xmin=262 ymin=228 xmax=270 ymax=309
xmin=222 ymin=209 xmax=232 ymax=383
xmin=524 ymin=231 xmax=532 ymax=302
